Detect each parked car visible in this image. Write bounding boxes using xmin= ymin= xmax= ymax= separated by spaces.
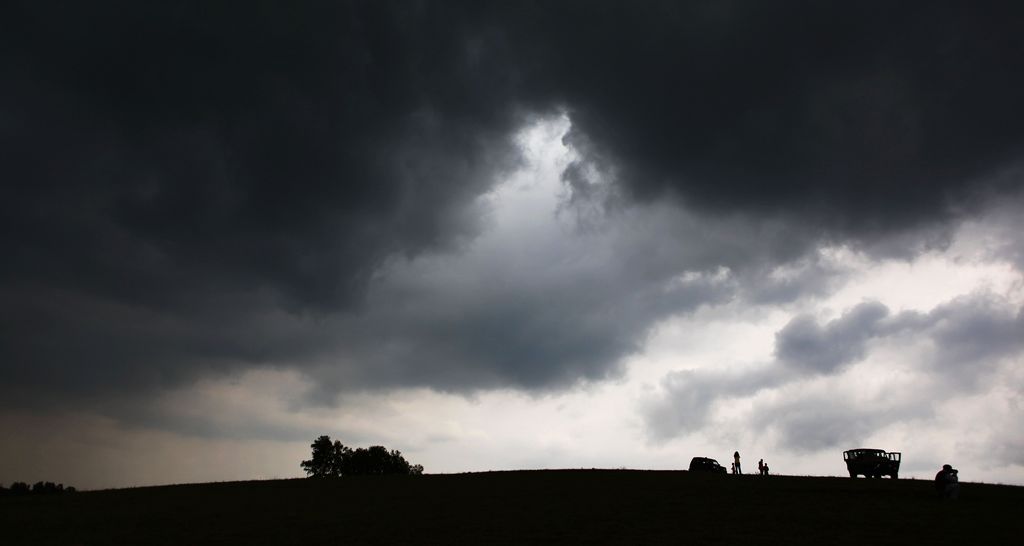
xmin=843 ymin=448 xmax=901 ymax=479
xmin=689 ymin=456 xmax=728 ymax=474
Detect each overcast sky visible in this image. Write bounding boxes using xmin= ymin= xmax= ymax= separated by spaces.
xmin=3 ymin=1 xmax=1024 ymax=489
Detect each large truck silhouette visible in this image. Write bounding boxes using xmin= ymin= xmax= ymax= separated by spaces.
xmin=843 ymin=448 xmax=901 ymax=479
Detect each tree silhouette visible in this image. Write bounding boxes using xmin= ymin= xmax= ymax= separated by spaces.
xmin=300 ymin=435 xmax=422 ymax=477
xmin=300 ymin=435 xmax=338 ymax=478
xmin=2 ymin=481 xmax=73 ymax=495
xmin=31 ymin=482 xmax=64 ymax=494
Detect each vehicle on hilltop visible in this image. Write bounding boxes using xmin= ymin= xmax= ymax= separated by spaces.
xmin=843 ymin=448 xmax=901 ymax=479
xmin=689 ymin=456 xmax=728 ymax=474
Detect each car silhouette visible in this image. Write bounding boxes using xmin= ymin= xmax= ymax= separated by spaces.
xmin=843 ymin=448 xmax=901 ymax=479
xmin=689 ymin=457 xmax=728 ymax=474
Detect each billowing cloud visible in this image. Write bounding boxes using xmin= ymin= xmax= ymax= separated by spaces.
xmin=644 ymin=293 xmax=1024 ymax=445
xmin=2 ymin=2 xmax=1024 ymax=487
xmin=901 ymin=295 xmax=1024 ymax=374
xmin=775 ymin=301 xmax=889 ymax=374
xmin=531 ymin=2 xmax=1024 ymax=235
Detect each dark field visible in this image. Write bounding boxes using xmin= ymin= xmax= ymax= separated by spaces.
xmin=2 ymin=470 xmax=1020 ymax=545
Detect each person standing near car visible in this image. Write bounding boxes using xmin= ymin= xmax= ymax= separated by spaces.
xmin=734 ymin=451 xmax=742 ymax=474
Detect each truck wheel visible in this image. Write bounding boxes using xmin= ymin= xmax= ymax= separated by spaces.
xmin=891 ymin=473 xmax=898 ymax=480
xmin=849 ymin=471 xmax=857 ymax=478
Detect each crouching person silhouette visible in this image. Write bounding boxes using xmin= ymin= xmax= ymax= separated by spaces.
xmin=934 ymin=464 xmax=960 ymax=499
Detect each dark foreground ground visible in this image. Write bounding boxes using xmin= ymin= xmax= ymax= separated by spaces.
xmin=2 ymin=470 xmax=1020 ymax=545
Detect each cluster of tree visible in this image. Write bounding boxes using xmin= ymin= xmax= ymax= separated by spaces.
xmin=301 ymin=435 xmax=424 ymax=477
xmin=1 ymin=481 xmax=76 ymax=495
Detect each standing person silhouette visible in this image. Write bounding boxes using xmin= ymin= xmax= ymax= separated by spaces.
xmin=758 ymin=459 xmax=764 ymax=476
xmin=734 ymin=451 xmax=742 ymax=474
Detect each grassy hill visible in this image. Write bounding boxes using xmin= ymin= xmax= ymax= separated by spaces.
xmin=2 ymin=470 xmax=1020 ymax=544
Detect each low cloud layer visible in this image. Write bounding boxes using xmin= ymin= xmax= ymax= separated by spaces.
xmin=644 ymin=294 xmax=1024 ymax=452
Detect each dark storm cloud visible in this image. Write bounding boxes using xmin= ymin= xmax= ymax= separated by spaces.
xmin=541 ymin=1 xmax=1024 ymax=235
xmin=1 ymin=1 xmax=536 ymax=399
xmin=1 ymin=1 xmax=532 ymax=312
xmin=3 ymin=1 xmax=1024 ymax=409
